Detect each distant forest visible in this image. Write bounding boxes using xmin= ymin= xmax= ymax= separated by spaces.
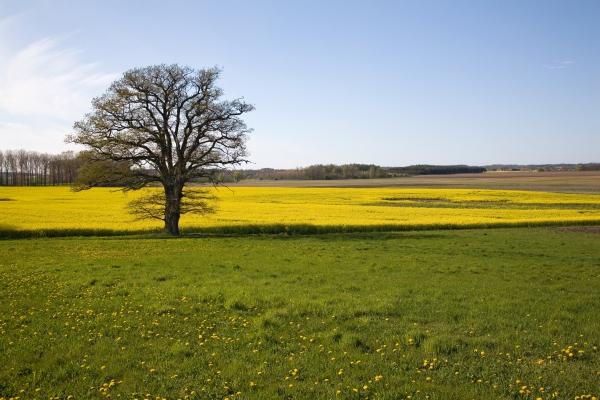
xmin=228 ymin=164 xmax=486 ymax=181
xmin=0 ymin=150 xmax=82 ymax=186
xmin=1 ymin=149 xmax=598 ymax=186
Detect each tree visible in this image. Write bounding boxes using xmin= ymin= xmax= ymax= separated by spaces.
xmin=73 ymin=151 xmax=135 ymax=189
xmin=67 ymin=64 xmax=253 ymax=235
xmin=0 ymin=151 xmax=4 ymax=186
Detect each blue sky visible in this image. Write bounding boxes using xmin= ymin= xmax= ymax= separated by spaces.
xmin=0 ymin=0 xmax=598 ymax=168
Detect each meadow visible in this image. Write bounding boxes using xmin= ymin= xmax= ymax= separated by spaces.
xmin=2 ymin=186 xmax=600 ymax=237
xmin=1 ymin=228 xmax=599 ymax=399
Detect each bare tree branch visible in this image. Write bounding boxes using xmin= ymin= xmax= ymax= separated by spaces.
xmin=67 ymin=64 xmax=253 ymax=235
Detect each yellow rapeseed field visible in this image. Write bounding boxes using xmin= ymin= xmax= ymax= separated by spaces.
xmin=1 ymin=186 xmax=600 ymax=234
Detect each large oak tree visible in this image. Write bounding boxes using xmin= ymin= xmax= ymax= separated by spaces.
xmin=68 ymin=64 xmax=253 ymax=235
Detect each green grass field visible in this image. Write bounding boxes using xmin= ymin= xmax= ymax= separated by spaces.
xmin=1 ymin=228 xmax=599 ymax=399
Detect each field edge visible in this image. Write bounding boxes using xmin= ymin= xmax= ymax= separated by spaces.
xmin=2 ymin=219 xmax=600 ymax=239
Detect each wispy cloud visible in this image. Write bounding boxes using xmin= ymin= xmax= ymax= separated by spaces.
xmin=0 ymin=36 xmax=116 ymax=120
xmin=0 ymin=33 xmax=116 ymax=150
xmin=543 ymin=59 xmax=575 ymax=70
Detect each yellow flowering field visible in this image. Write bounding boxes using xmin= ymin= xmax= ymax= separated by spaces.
xmin=1 ymin=186 xmax=600 ymax=235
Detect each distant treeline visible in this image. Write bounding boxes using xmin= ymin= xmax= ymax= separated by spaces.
xmin=486 ymin=163 xmax=600 ymax=172
xmin=575 ymin=164 xmax=600 ymax=171
xmin=3 ymin=148 xmax=597 ymax=186
xmin=0 ymin=151 xmax=490 ymax=186
xmin=223 ymin=164 xmax=487 ymax=181
xmin=387 ymin=164 xmax=486 ymax=176
xmin=233 ymin=164 xmax=389 ymax=181
xmin=0 ymin=150 xmax=82 ymax=186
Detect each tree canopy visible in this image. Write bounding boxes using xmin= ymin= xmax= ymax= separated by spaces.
xmin=68 ymin=64 xmax=253 ymax=235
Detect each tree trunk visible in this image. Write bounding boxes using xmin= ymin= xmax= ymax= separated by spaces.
xmin=164 ymin=185 xmax=182 ymax=235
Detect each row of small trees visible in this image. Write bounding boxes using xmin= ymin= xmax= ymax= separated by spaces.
xmin=0 ymin=150 xmax=83 ymax=186
xmin=236 ymin=164 xmax=389 ymax=181
xmin=0 ymin=148 xmax=490 ymax=186
xmin=228 ymin=164 xmax=487 ymax=181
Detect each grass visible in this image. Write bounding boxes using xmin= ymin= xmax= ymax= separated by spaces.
xmin=2 ymin=186 xmax=600 ymax=238
xmin=1 ymin=228 xmax=599 ymax=399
